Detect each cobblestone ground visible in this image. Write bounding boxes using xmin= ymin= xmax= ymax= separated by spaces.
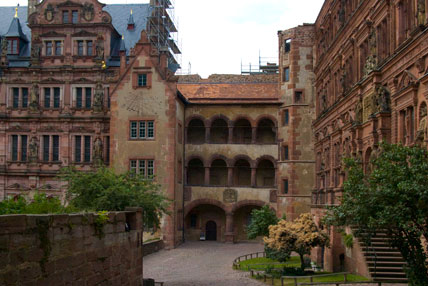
xmin=143 ymin=241 xmax=266 ymax=286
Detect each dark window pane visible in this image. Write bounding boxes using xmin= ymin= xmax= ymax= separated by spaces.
xmin=138 ymin=74 xmax=147 ymax=86
xmin=284 ymin=109 xmax=289 ymax=125
xmin=44 ymin=88 xmax=51 ymax=108
xmin=75 ymin=136 xmax=81 ymax=162
xmin=85 ymin=88 xmax=92 ymax=108
xmin=284 ymin=146 xmax=289 ymax=160
xmin=43 ymin=135 xmax=50 ymax=162
xmin=53 ymin=88 xmax=60 ymax=108
xmin=12 ymin=135 xmax=18 ymax=161
xmin=295 ymin=91 xmax=302 ymax=103
xmin=130 ymin=121 xmax=137 ymax=139
xmin=77 ymin=41 xmax=84 ymax=56
xmin=283 ymin=179 xmax=289 ymax=194
xmin=12 ymin=88 xmax=19 ymax=108
xmin=7 ymin=40 xmax=12 ymax=54
xmin=52 ymin=135 xmax=59 ymax=161
xmin=72 ymin=10 xmax=78 ymax=23
xmin=21 ymin=135 xmax=27 ymax=161
xmin=283 ymin=67 xmax=289 ymax=82
xmin=190 ymin=214 xmax=197 ymax=228
xmin=87 ymin=41 xmax=93 ymax=56
xmin=46 ymin=42 xmax=52 ymax=56
xmin=12 ymin=40 xmax=17 ymax=54
xmin=105 ymin=136 xmax=110 ymax=164
xmin=84 ymin=136 xmax=91 ymax=162
xmin=76 ymin=88 xmax=82 ymax=108
xmin=284 ymin=39 xmax=291 ymax=53
xmin=55 ymin=41 xmax=62 ymax=56
xmin=63 ymin=11 xmax=69 ymax=23
xmin=22 ymin=88 xmax=28 ymax=108
xmin=107 ymin=87 xmax=110 ymax=108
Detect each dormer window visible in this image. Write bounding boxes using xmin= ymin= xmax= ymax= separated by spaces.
xmin=72 ymin=10 xmax=78 ymax=24
xmin=7 ymin=39 xmax=19 ymax=55
xmin=63 ymin=11 xmax=69 ymax=23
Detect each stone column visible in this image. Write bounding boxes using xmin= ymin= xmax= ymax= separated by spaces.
xmin=204 ymin=167 xmax=210 ymax=186
xmin=205 ymin=127 xmax=210 ymax=143
xmin=228 ymin=127 xmax=234 ymax=144
xmin=251 ymin=168 xmax=257 ymax=187
xmin=225 ymin=212 xmax=235 ymax=243
xmin=251 ymin=127 xmax=257 ymax=144
xmin=227 ymin=167 xmax=233 ymax=186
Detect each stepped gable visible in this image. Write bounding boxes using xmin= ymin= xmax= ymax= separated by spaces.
xmin=178 ymin=74 xmax=279 ymax=104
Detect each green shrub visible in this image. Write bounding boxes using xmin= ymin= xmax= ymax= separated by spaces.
xmin=0 ymin=193 xmax=76 ymax=215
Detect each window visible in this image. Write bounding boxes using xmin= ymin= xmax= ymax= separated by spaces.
xmin=87 ymin=41 xmax=93 ymax=56
xmin=74 ymin=135 xmax=91 ymax=163
xmin=72 ymin=10 xmax=78 ymax=23
xmin=21 ymin=135 xmax=27 ymax=161
xmin=284 ymin=39 xmax=291 ymax=53
xmin=43 ymin=135 xmax=50 ymax=162
xmin=283 ymin=179 xmax=289 ymax=194
xmin=138 ymin=74 xmax=147 ymax=87
xmin=77 ymin=41 xmax=84 ymax=56
xmin=76 ymin=88 xmax=83 ymax=108
xmin=74 ymin=135 xmax=81 ymax=162
xmin=53 ymin=88 xmax=60 ymax=108
xmin=130 ymin=159 xmax=155 ymax=178
xmin=44 ymin=88 xmax=51 ymax=108
xmin=282 ymin=145 xmax=289 ymax=161
xmin=22 ymin=88 xmax=28 ymax=108
xmin=85 ymin=88 xmax=92 ymax=108
xmin=12 ymin=88 xmax=19 ymax=108
xmin=7 ymin=39 xmax=18 ymax=55
xmin=295 ymin=91 xmax=303 ymax=103
xmin=283 ymin=67 xmax=290 ymax=82
xmin=63 ymin=11 xmax=69 ymax=23
xmin=130 ymin=120 xmax=155 ymax=139
xmin=10 ymin=135 xmax=29 ymax=161
xmin=52 ymin=135 xmax=59 ymax=161
xmin=12 ymin=87 xmax=29 ymax=109
xmin=283 ymin=109 xmax=289 ymax=126
xmin=84 ymin=136 xmax=91 ymax=162
xmin=55 ymin=41 xmax=62 ymax=56
xmin=190 ymin=214 xmax=197 ymax=228
xmin=46 ymin=41 xmax=53 ymax=56
xmin=11 ymin=135 xmax=18 ymax=161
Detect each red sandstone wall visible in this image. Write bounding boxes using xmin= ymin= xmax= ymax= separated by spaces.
xmin=0 ymin=208 xmax=143 ymax=286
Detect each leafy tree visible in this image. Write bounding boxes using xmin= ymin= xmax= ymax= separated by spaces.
xmin=264 ymin=213 xmax=328 ymax=271
xmin=0 ymin=193 xmax=75 ymax=215
xmin=324 ymin=143 xmax=428 ymax=285
xmin=60 ymin=166 xmax=170 ymax=228
xmin=247 ymin=205 xmax=279 ymax=239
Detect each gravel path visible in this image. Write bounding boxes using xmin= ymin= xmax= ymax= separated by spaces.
xmin=143 ymin=241 xmax=266 ymax=286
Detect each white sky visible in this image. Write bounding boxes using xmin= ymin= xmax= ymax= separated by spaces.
xmin=10 ymin=0 xmax=325 ymax=77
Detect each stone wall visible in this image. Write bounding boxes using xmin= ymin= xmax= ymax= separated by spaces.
xmin=143 ymin=239 xmax=164 ymax=257
xmin=0 ymin=208 xmax=143 ymax=286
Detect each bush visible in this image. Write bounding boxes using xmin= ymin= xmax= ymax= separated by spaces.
xmin=0 ymin=193 xmax=76 ymax=215
xmin=265 ymin=245 xmax=290 ymax=263
xmin=281 ymin=267 xmax=311 ymax=276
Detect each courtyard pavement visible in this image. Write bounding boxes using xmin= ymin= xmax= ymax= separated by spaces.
xmin=143 ymin=241 xmax=266 ymax=286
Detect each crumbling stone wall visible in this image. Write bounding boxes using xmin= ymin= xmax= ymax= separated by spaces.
xmin=0 ymin=208 xmax=143 ymax=285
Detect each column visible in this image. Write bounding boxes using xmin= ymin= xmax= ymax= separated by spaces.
xmin=227 ymin=167 xmax=233 ymax=186
xmin=228 ymin=127 xmax=233 ymax=144
xmin=251 ymin=168 xmax=257 ymax=187
xmin=251 ymin=127 xmax=257 ymax=144
xmin=205 ymin=127 xmax=210 ymax=143
xmin=225 ymin=212 xmax=235 ymax=243
xmin=204 ymin=167 xmax=210 ymax=186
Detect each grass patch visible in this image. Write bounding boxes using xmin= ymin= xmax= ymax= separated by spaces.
xmin=254 ymin=273 xmax=370 ymax=286
xmin=238 ymin=256 xmax=301 ymax=270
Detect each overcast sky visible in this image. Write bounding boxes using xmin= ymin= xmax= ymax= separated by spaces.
xmin=11 ymin=0 xmax=325 ymax=77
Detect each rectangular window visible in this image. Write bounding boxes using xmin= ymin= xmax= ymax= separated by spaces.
xmin=130 ymin=160 xmax=137 ymax=174
xmin=63 ymin=11 xmax=69 ymax=23
xmin=282 ymin=145 xmax=289 ymax=161
xmin=283 ymin=67 xmax=290 ymax=82
xmin=284 ymin=39 xmax=291 ymax=53
xmin=107 ymin=87 xmax=111 ymax=108
xmin=52 ymin=135 xmax=59 ymax=161
xmin=105 ymin=136 xmax=110 ymax=164
xmin=147 ymin=160 xmax=154 ymax=177
xmin=46 ymin=41 xmax=52 ymax=56
xmin=44 ymin=88 xmax=51 ymax=108
xmin=295 ymin=91 xmax=303 ymax=103
xmin=130 ymin=122 xmax=138 ymax=139
xmin=139 ymin=121 xmax=146 ymax=139
xmin=129 ymin=159 xmax=155 ymax=178
xmin=22 ymin=88 xmax=28 ymax=108
xmin=147 ymin=121 xmax=154 ymax=139
xmin=75 ymin=136 xmax=81 ymax=162
xmin=283 ymin=109 xmax=289 ymax=126
xmin=21 ymin=135 xmax=27 ymax=161
xmin=43 ymin=135 xmax=50 ymax=162
xmin=12 ymin=88 xmax=19 ymax=108
xmin=77 ymin=41 xmax=84 ymax=56
xmin=72 ymin=10 xmax=78 ymax=24
xmin=55 ymin=41 xmax=62 ymax=56
xmin=53 ymin=88 xmax=60 ymax=108
xmin=84 ymin=136 xmax=91 ymax=162
xmin=87 ymin=41 xmax=93 ymax=56
xmin=85 ymin=88 xmax=92 ymax=108
xmin=12 ymin=135 xmax=18 ymax=161
xmin=76 ymin=87 xmax=83 ymax=108
xmin=139 ymin=160 xmax=146 ymax=177
xmin=283 ymin=179 xmax=289 ymax=194
xmin=138 ymin=74 xmax=147 ymax=87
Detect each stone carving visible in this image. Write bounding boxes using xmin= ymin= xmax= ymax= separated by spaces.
xmin=28 ymin=137 xmax=39 ymax=163
xmin=416 ymin=57 xmax=426 ymax=74
xmin=29 ymin=83 xmax=40 ymax=111
xmin=93 ymin=82 xmax=104 ymax=112
xmin=96 ymin=40 xmax=104 ymax=60
xmin=93 ymin=137 xmax=103 ymax=163
xmin=340 ymin=68 xmax=347 ymax=93
xmin=269 ymin=190 xmax=277 ymax=203
xmin=417 ymin=0 xmax=426 ymax=26
xmin=31 ymin=43 xmax=41 ymax=59
xmin=363 ymin=94 xmax=374 ymax=122
xmin=44 ymin=4 xmax=55 ymax=22
xmin=364 ymin=27 xmax=378 ymax=75
xmin=321 ymin=93 xmax=327 ymax=112
xmin=354 ymin=98 xmax=363 ymax=124
xmin=83 ymin=3 xmax=94 ymax=21
xmin=373 ymin=85 xmax=390 ymax=113
xmin=1 ymin=37 xmax=8 ymax=56
xmin=223 ymin=189 xmax=237 ymax=203
xmin=416 ymin=104 xmax=427 ymax=146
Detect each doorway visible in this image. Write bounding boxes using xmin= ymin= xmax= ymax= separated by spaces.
xmin=205 ymin=221 xmax=217 ymax=241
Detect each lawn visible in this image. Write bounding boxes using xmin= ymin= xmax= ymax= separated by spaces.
xmin=238 ymin=256 xmax=301 ymax=270
xmin=254 ymin=273 xmax=370 ymax=286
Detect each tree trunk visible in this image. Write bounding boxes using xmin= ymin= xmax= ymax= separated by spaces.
xmin=299 ymin=252 xmax=305 ymax=272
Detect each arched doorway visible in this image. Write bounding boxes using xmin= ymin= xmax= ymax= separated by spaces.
xmin=206 ymin=221 xmax=217 ymax=241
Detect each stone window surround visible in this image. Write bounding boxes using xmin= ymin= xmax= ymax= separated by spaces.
xmin=129 ymin=158 xmax=156 ymax=178
xmin=40 ymin=85 xmax=64 ymax=110
xmin=43 ymin=38 xmax=65 ymax=57
xmin=9 ymin=134 xmax=28 ymax=162
xmin=132 ymin=70 xmax=153 ymax=89
xmin=41 ymin=134 xmax=61 ymax=163
xmin=71 ymin=85 xmax=94 ymax=109
xmin=72 ymin=38 xmax=96 ymax=57
xmin=128 ymin=118 xmax=156 ymax=141
xmin=72 ymin=134 xmax=93 ymax=164
xmin=7 ymin=86 xmax=31 ymax=109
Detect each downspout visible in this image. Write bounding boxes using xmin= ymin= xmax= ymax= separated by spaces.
xmin=182 ymin=103 xmax=186 ymax=243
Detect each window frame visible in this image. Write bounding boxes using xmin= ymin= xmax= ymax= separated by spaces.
xmin=129 ymin=120 xmax=155 ymax=140
xmin=129 ymin=159 xmax=155 ymax=179
xmin=10 ymin=87 xmax=30 ymax=109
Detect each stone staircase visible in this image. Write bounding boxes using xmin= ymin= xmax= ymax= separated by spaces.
xmin=355 ymin=229 xmax=408 ymax=283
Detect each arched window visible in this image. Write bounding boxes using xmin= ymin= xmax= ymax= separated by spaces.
xmin=233 ymin=119 xmax=252 ymax=144
xmin=256 ymin=118 xmax=276 ymax=144
xmin=210 ymin=119 xmax=228 ymax=144
xmin=233 ymin=159 xmax=251 ymax=186
xmin=187 ymin=158 xmax=204 ymax=185
xmin=210 ymin=159 xmax=228 ymax=186
xmin=187 ymin=119 xmax=205 ymax=144
xmin=256 ymin=160 xmax=275 ymax=187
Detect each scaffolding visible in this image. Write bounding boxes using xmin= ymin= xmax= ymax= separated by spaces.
xmin=147 ymin=0 xmax=181 ymax=73
xmin=241 ymin=53 xmax=278 ymax=75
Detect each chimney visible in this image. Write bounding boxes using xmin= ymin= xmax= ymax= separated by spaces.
xmin=119 ymin=35 xmax=126 ymax=75
xmin=28 ymin=0 xmax=39 ymax=20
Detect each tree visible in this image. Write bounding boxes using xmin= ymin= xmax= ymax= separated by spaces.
xmin=0 ymin=193 xmax=76 ymax=215
xmin=324 ymin=142 xmax=428 ymax=285
xmin=247 ymin=205 xmax=279 ymax=239
xmin=264 ymin=213 xmax=329 ymax=271
xmin=60 ymin=166 xmax=170 ymax=228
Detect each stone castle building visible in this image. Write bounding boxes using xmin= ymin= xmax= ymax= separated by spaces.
xmin=0 ymin=0 xmax=316 ymax=249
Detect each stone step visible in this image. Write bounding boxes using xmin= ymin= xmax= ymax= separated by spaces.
xmin=371 ymin=272 xmax=408 ymax=278
xmin=365 ymin=257 xmax=405 ymax=262
xmin=369 ymin=266 xmax=406 ymax=272
xmin=373 ymin=277 xmax=409 ymax=283
xmin=367 ymin=261 xmax=406 ymax=267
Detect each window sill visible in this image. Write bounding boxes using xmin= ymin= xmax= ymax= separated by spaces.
xmin=129 ymin=138 xmax=155 ymax=141
xmin=134 ymin=85 xmax=151 ymax=89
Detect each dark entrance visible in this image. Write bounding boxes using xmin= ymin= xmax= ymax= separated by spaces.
xmin=205 ymin=221 xmax=217 ymax=241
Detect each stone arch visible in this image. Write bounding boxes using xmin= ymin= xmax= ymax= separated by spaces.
xmin=232 ymin=117 xmax=253 ymax=144
xmin=185 ymin=155 xmax=207 ymax=167
xmin=256 ymin=117 xmax=277 ymax=144
xmin=231 ymin=154 xmax=255 ymax=168
xmin=185 ymin=115 xmax=207 ymax=127
xmin=255 ymin=155 xmax=277 ymax=168
xmin=209 ymin=115 xmax=230 ymax=144
xmin=208 ymin=114 xmax=231 ymax=127
xmin=255 ymin=157 xmax=276 ymax=187
xmin=186 ymin=157 xmax=205 ymax=186
xmin=231 ymin=200 xmax=271 ymax=213
xmin=232 ymin=155 xmax=253 ymax=187
xmin=187 ymin=116 xmax=206 ymax=144
xmin=364 ymin=147 xmax=373 ymax=174
xmin=231 ymin=115 xmax=255 ymax=128
xmin=209 ymin=158 xmax=228 ymax=186
xmin=184 ymin=198 xmax=229 ymax=217
xmin=255 ymin=114 xmax=278 ymax=128
xmin=207 ymin=154 xmax=230 ymax=167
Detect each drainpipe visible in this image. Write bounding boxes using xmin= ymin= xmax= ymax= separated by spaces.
xmin=182 ymin=104 xmax=186 ymax=243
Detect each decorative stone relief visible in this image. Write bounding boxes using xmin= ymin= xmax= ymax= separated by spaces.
xmin=223 ymin=189 xmax=237 ymax=203
xmin=28 ymin=137 xmax=39 ymax=163
xmin=362 ymin=94 xmax=375 ymax=122
xmin=417 ymin=0 xmax=426 ymax=26
xmin=92 ymin=137 xmax=103 ymax=165
xmin=83 ymin=3 xmax=95 ymax=22
xmin=354 ymin=98 xmax=363 ymax=124
xmin=44 ymin=4 xmax=55 ymax=22
xmin=373 ymin=85 xmax=391 ymax=113
xmin=93 ymin=82 xmax=104 ymax=112
xmin=29 ymin=83 xmax=40 ymax=112
xmin=269 ymin=190 xmax=277 ymax=203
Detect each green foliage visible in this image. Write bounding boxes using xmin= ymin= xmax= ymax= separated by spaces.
xmin=342 ymin=233 xmax=353 ymax=249
xmin=265 ymin=245 xmax=291 ymax=263
xmin=324 ymin=142 xmax=428 ymax=285
xmin=0 ymin=193 xmax=76 ymax=215
xmin=247 ymin=205 xmax=279 ymax=240
xmin=61 ymin=166 xmax=170 ymax=228
xmin=93 ymin=211 xmax=109 ymax=239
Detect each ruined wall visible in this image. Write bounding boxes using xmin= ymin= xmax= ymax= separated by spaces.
xmin=0 ymin=208 xmax=143 ymax=286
